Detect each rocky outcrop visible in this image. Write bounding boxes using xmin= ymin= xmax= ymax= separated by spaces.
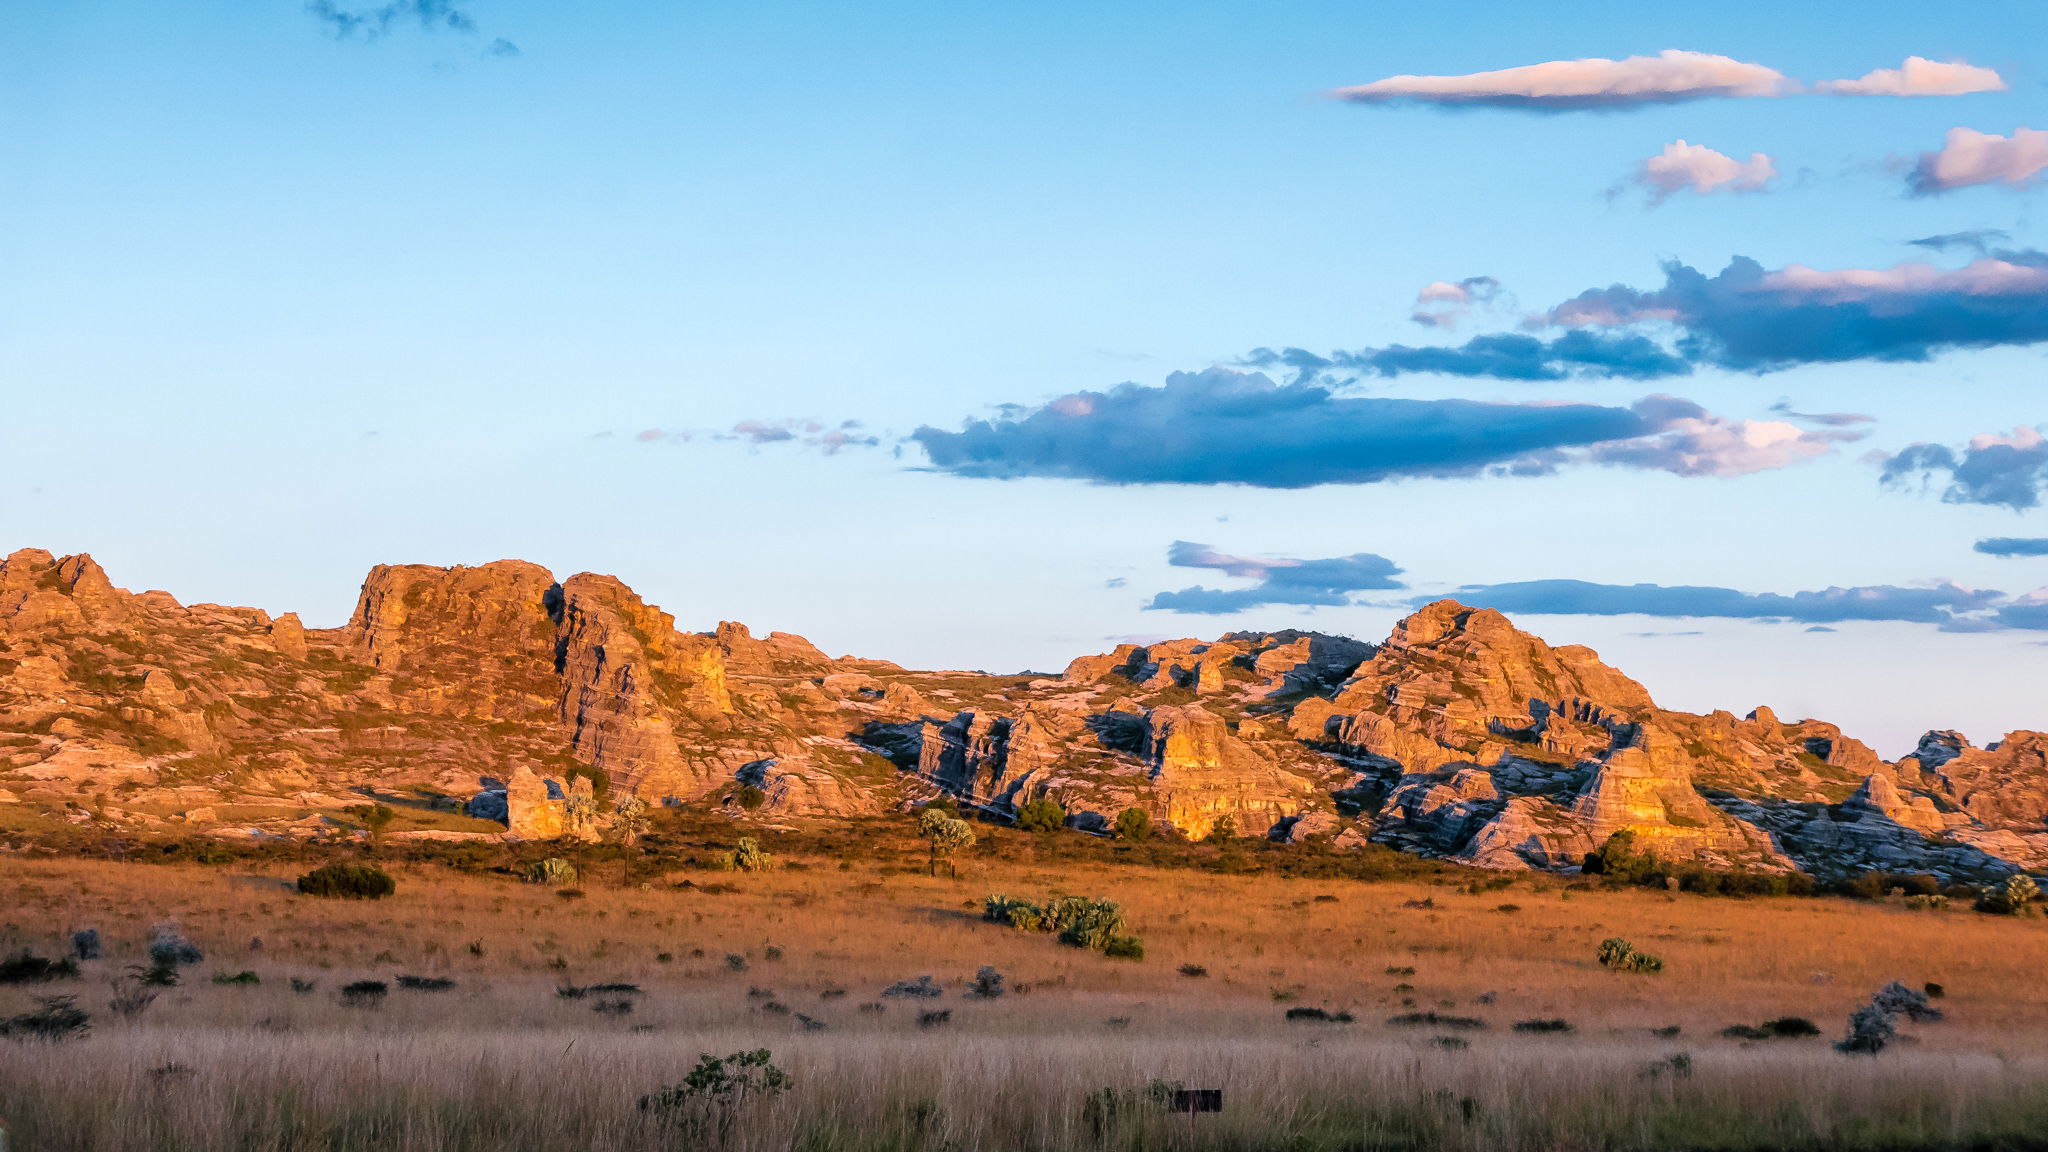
xmin=4 ymin=550 xmax=2046 ymax=882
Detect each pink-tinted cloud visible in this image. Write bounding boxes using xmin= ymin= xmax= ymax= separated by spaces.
xmin=1817 ymin=57 xmax=2005 ymax=97
xmin=1330 ymin=50 xmax=1789 ymax=110
xmin=1409 ymin=275 xmax=1502 ymax=328
xmin=1632 ymin=139 xmax=1776 ymax=205
xmin=1908 ymin=127 xmax=2048 ymax=194
xmin=1582 ymin=410 xmax=1857 ymax=477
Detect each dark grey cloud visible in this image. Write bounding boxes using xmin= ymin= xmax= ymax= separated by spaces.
xmin=1909 ymin=230 xmax=2012 ymax=256
xmin=909 ymin=369 xmax=1840 ymax=489
xmin=1539 ymin=253 xmax=2048 ymax=372
xmin=1146 ymin=541 xmax=1405 ymax=614
xmin=307 ymin=1 xmax=518 ymax=54
xmin=1976 ymin=537 xmax=2048 ymax=557
xmin=1243 ymin=330 xmax=1690 ymax=385
xmin=1880 ymin=427 xmax=2048 ymax=510
xmin=1446 ymin=578 xmax=2005 ymax=626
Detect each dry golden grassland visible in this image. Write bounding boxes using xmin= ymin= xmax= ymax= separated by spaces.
xmin=2 ymin=845 xmax=2048 ymax=1151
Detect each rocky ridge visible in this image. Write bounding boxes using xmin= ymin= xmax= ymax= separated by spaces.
xmin=2 ymin=549 xmax=2046 ymax=882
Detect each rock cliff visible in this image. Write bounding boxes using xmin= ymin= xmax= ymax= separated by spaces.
xmin=2 ymin=548 xmax=2044 ymax=882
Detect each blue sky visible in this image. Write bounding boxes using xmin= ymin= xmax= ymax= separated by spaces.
xmin=5 ymin=0 xmax=2048 ymax=753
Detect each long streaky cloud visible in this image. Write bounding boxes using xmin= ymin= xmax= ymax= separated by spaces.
xmin=1147 ymin=542 xmax=1406 ymax=614
xmin=1449 ymin=578 xmax=2009 ymax=628
xmin=1330 ymin=50 xmax=1789 ymax=110
xmin=1816 ymin=57 xmax=2006 ymax=97
xmin=1908 ymin=127 xmax=2048 ymax=195
xmin=1976 ymin=537 xmax=2048 ymax=558
xmin=910 ymin=369 xmax=1850 ymax=489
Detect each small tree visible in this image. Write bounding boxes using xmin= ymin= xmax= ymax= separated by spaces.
xmin=343 ymin=803 xmax=396 ymax=846
xmin=1015 ymin=797 xmax=1066 ymax=834
xmin=1113 ymin=808 xmax=1152 ymax=842
xmin=723 ymin=837 xmax=773 ymax=873
xmin=917 ymin=810 xmax=977 ymax=876
xmin=609 ymin=794 xmax=650 ymax=845
xmin=523 ymin=857 xmax=578 ymax=886
xmin=640 ymin=1049 xmax=792 ymax=1148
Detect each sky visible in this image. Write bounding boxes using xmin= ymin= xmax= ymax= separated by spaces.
xmin=4 ymin=0 xmax=2048 ymax=755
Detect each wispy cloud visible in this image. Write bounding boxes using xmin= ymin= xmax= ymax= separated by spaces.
xmin=1908 ymin=128 xmax=2048 ymax=195
xmin=1329 ymin=50 xmax=1789 ymax=110
xmin=635 ymin=418 xmax=880 ymax=454
xmin=306 ymin=1 xmax=518 ymax=55
xmin=1882 ymin=426 xmax=2048 ymax=510
xmin=910 ymin=369 xmax=1848 ymax=489
xmin=1410 ymin=276 xmax=1503 ymax=329
xmin=1146 ymin=541 xmax=1405 ymax=614
xmin=1629 ymin=140 xmax=1776 ymax=205
xmin=1243 ymin=330 xmax=1691 ymax=384
xmin=1908 ymin=229 xmax=2012 ymax=256
xmin=1448 ymin=578 xmax=2006 ymax=627
xmin=1816 ymin=57 xmax=2006 ymax=97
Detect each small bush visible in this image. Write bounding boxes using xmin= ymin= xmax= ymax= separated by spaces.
xmin=71 ymin=928 xmax=100 ymax=961
xmin=1113 ymin=807 xmax=1152 ymax=842
xmin=721 ymin=837 xmax=774 ymax=873
xmin=1177 ymin=964 xmax=1208 ymax=978
xmin=1284 ymin=1007 xmax=1354 ymax=1023
xmin=916 ymin=1009 xmax=952 ymax=1028
xmin=297 ymin=863 xmax=396 ymax=900
xmin=1975 ymin=873 xmax=2039 ymax=915
xmin=967 ymin=966 xmax=1004 ymax=999
xmin=1513 ymin=1018 xmax=1573 ymax=1033
xmin=1388 ymin=1011 xmax=1485 ymax=1030
xmin=289 ymin=978 xmax=318 ymax=994
xmin=1762 ymin=1016 xmax=1821 ymax=1037
xmin=0 ymin=995 xmax=89 ymax=1042
xmin=735 ymin=785 xmax=767 ymax=810
xmin=1102 ymin=935 xmax=1145 ymax=960
xmin=210 ymin=971 xmax=260 ymax=986
xmin=883 ymin=975 xmax=943 ymax=999
xmin=523 ymin=857 xmax=578 ymax=886
xmin=638 ymin=1049 xmax=791 ymax=1148
xmin=724 ymin=953 xmax=749 ymax=972
xmin=0 ymin=950 xmax=80 ymax=985
xmin=1014 ymin=797 xmax=1066 ymax=834
xmin=1597 ymin=937 xmax=1663 ymax=973
xmin=396 ymin=975 xmax=456 ymax=992
xmin=339 ymin=980 xmax=389 ymax=1007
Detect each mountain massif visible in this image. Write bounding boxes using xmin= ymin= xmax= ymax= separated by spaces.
xmin=2 ymin=547 xmax=2044 ymax=882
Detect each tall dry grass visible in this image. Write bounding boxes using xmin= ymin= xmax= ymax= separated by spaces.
xmin=2 ymin=856 xmax=2046 ymax=1150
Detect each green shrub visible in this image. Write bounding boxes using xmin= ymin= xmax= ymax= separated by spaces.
xmin=984 ymin=893 xmax=1142 ymax=957
xmin=522 ymin=857 xmax=578 ymax=886
xmin=736 ymin=785 xmax=767 ymax=811
xmin=296 ymin=863 xmax=396 ymax=900
xmin=1113 ymin=807 xmax=1152 ymax=842
xmin=638 ymin=1049 xmax=791 ymax=1147
xmin=210 ymin=971 xmax=260 ymax=986
xmin=0 ymin=950 xmax=79 ymax=985
xmin=0 ymin=995 xmax=89 ymax=1042
xmin=1014 ymin=797 xmax=1066 ymax=833
xmin=1204 ymin=814 xmax=1237 ymax=844
xmin=721 ymin=837 xmax=774 ymax=872
xmin=1975 ymin=873 xmax=2039 ymax=915
xmin=1597 ymin=937 xmax=1663 ymax=973
xmin=339 ymin=980 xmax=388 ymax=1007
xmin=1101 ymin=935 xmax=1145 ymax=960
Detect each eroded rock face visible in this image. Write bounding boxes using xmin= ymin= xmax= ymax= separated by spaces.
xmin=3 ymin=553 xmax=2044 ymax=883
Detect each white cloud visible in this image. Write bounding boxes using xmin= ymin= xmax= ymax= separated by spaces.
xmin=1330 ymin=50 xmax=1789 ymax=110
xmin=1818 ymin=57 xmax=2005 ymax=96
xmin=1908 ymin=127 xmax=2048 ymax=194
xmin=1633 ymin=140 xmax=1776 ymax=205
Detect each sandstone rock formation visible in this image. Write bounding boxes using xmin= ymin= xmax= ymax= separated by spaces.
xmin=2 ymin=547 xmax=2045 ymax=882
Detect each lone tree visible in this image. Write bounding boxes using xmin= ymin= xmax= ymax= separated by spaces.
xmin=1113 ymin=807 xmax=1152 ymax=842
xmin=1015 ymin=797 xmax=1066 ymax=834
xmin=343 ymin=803 xmax=395 ymax=846
xmin=917 ymin=809 xmax=977 ymax=876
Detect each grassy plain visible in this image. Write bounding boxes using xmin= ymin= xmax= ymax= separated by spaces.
xmin=2 ymin=823 xmax=2047 ymax=1151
